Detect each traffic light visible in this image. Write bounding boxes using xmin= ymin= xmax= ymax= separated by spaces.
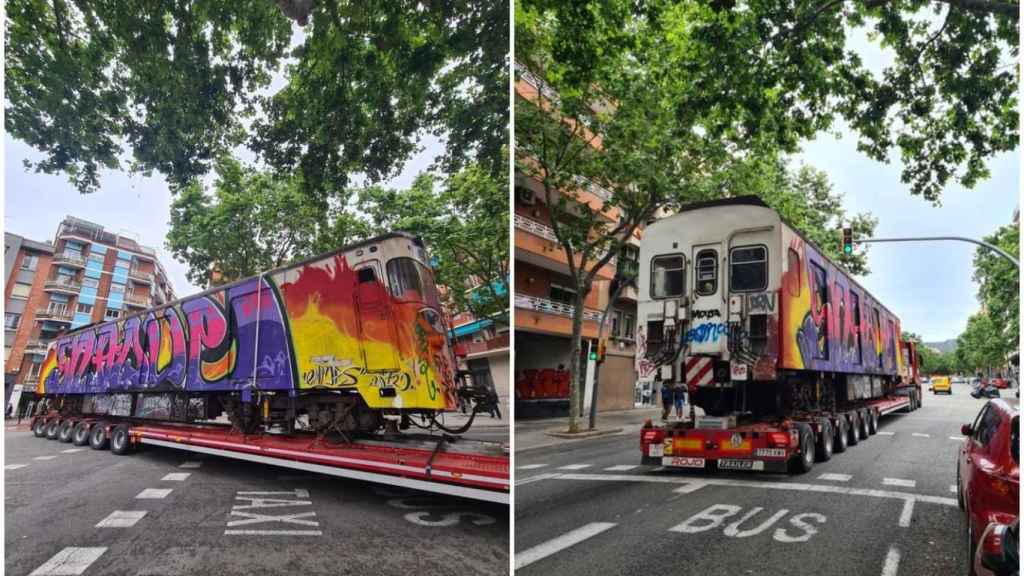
xmin=594 ymin=339 xmax=607 ymax=363
xmin=842 ymin=227 xmax=853 ymax=255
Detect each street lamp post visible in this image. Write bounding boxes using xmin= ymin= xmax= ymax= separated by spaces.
xmin=855 ymin=236 xmax=1019 ymax=268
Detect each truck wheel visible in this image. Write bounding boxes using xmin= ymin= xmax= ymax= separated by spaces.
xmin=815 ymin=419 xmax=833 ymax=462
xmin=110 ymin=424 xmax=133 ymax=455
xmin=58 ymin=420 xmax=76 ymax=443
xmin=867 ymin=409 xmax=878 ymax=435
xmin=72 ymin=422 xmax=91 ymax=446
xmin=857 ymin=410 xmax=869 ymax=440
xmin=32 ymin=417 xmax=47 ymax=437
xmin=833 ymin=418 xmax=848 ymax=453
xmin=847 ymin=414 xmax=860 ymax=446
xmin=89 ymin=424 xmax=109 ymax=450
xmin=45 ymin=419 xmax=61 ymax=440
xmin=789 ymin=424 xmax=815 ymax=474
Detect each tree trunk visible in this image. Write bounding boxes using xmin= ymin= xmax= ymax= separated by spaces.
xmin=588 ymin=279 xmax=628 ymax=430
xmin=567 ymin=290 xmax=588 ymax=434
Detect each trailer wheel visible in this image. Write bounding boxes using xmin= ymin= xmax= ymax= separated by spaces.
xmin=857 ymin=410 xmax=869 ymax=440
xmin=32 ymin=417 xmax=47 ymax=437
xmin=846 ymin=413 xmax=860 ymax=446
xmin=45 ymin=419 xmax=61 ymax=440
xmin=110 ymin=424 xmax=133 ymax=455
xmin=833 ymin=418 xmax=848 ymax=453
xmin=89 ymin=423 xmax=109 ymax=450
xmin=789 ymin=424 xmax=815 ymax=474
xmin=815 ymin=419 xmax=833 ymax=462
xmin=72 ymin=422 xmax=91 ymax=446
xmin=59 ymin=420 xmax=76 ymax=442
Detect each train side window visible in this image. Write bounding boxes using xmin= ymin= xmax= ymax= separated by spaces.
xmin=786 ymin=248 xmax=801 ymax=297
xmin=729 ymin=245 xmax=767 ymax=292
xmin=695 ymin=250 xmax=717 ymax=296
xmin=651 ymin=255 xmax=685 ymax=299
xmin=387 ymin=258 xmax=425 ymax=302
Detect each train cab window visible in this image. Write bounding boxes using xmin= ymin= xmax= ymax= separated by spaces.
xmin=357 ymin=268 xmax=377 ymax=284
xmin=651 ymin=255 xmax=685 ymax=299
xmin=695 ymin=250 xmax=717 ymax=296
xmin=729 ymin=246 xmax=767 ymax=292
xmin=387 ymin=258 xmax=426 ymax=302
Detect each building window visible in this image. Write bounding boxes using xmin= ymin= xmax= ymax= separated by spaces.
xmin=729 ymin=245 xmax=768 ymax=292
xmin=104 ymin=309 xmax=121 ymax=320
xmin=77 ymin=303 xmax=94 ymax=314
xmin=624 ymin=313 xmax=635 ymax=341
xmin=651 ymin=255 xmax=685 ymax=299
xmin=109 ymin=283 xmax=126 ymax=294
xmin=88 ymin=253 xmax=104 ymax=265
xmin=619 ymin=245 xmax=639 ymax=279
xmin=695 ymin=249 xmax=718 ymax=296
xmin=611 ymin=309 xmax=623 ymax=338
xmin=11 ymin=282 xmax=32 ymax=299
xmin=5 ymin=313 xmax=21 ymax=329
xmin=549 ymin=283 xmax=576 ymax=305
xmin=21 ymin=255 xmax=38 ymax=271
xmin=4 ymin=346 xmax=11 ymax=362
xmin=82 ymin=278 xmax=99 ymax=289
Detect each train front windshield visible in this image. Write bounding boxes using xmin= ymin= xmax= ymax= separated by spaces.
xmin=386 ymin=257 xmax=441 ymax=309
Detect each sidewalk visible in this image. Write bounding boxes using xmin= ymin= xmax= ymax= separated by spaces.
xmin=516 ymin=406 xmax=694 ymax=452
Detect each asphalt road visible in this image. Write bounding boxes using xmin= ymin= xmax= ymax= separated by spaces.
xmin=514 ymin=381 xmax=1005 ymax=576
xmin=5 ymin=426 xmax=509 ymax=576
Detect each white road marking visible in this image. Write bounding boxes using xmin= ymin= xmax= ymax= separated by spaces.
xmin=60 ymin=448 xmax=85 ymax=454
xmin=161 ymin=473 xmax=191 ymax=482
xmin=516 ymin=473 xmax=559 ymax=486
xmin=224 ymin=529 xmax=323 ymax=535
xmin=135 ymin=488 xmax=173 ymax=499
xmin=179 ymin=461 xmax=202 ymax=468
xmin=604 ymin=465 xmax=639 ymax=471
xmin=517 ymin=464 xmax=548 ymax=470
xmin=238 ymin=489 xmax=309 ymax=498
xmin=950 ymin=485 xmax=957 ymax=493
xmin=876 ymin=431 xmax=895 ymax=436
xmin=6 ymin=464 xmax=28 ymax=470
xmin=818 ymin=473 xmax=852 ymax=482
xmin=881 ymin=546 xmax=901 ymax=576
xmin=228 ymin=511 xmax=318 ymax=526
xmin=95 ymin=510 xmax=148 ymax=528
xmin=557 ymin=464 xmax=592 ymax=470
xmin=672 ymin=482 xmax=707 ymax=494
xmin=898 ymin=498 xmax=915 ymax=527
xmin=949 ymin=436 xmax=965 ymax=441
xmin=670 ymin=504 xmax=742 ymax=533
xmin=912 ymin=433 xmax=930 ymax=438
xmin=883 ymin=478 xmax=916 ymax=489
xmin=33 ymin=455 xmax=57 ymax=461
xmin=29 ymin=547 xmax=107 ymax=575
xmin=515 ymin=522 xmax=617 ymax=569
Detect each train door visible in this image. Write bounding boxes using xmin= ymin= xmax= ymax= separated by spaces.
xmin=353 ymin=261 xmax=400 ymax=372
xmin=689 ymin=243 xmax=724 ymax=355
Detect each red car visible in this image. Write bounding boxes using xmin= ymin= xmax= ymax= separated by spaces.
xmin=974 ymin=519 xmax=1019 ymax=576
xmin=992 ymin=378 xmax=1010 ymax=390
xmin=957 ymin=399 xmax=1019 ymax=575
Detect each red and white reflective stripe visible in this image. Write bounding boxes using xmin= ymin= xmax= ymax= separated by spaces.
xmin=685 ymin=356 xmax=714 ymax=387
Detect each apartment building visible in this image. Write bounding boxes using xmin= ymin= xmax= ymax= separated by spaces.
xmin=450 ymin=306 xmax=511 ymax=413
xmin=4 ymin=233 xmax=55 ymax=410
xmin=4 ymin=217 xmax=176 ymax=415
xmin=514 ymin=66 xmax=644 ymax=413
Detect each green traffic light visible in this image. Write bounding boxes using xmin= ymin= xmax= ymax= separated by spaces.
xmin=589 ymin=352 xmax=597 ymax=361
xmin=843 ymin=244 xmax=853 ymax=255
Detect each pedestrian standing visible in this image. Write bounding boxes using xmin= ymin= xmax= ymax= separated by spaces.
xmin=660 ymin=383 xmax=673 ymax=421
xmin=674 ymin=386 xmax=686 ymax=420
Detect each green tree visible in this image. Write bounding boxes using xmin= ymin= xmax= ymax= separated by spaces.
xmin=972 ymin=222 xmax=1019 ymax=353
xmin=6 ymin=1 xmax=507 ymax=196
xmin=956 ymin=312 xmax=1009 ymax=374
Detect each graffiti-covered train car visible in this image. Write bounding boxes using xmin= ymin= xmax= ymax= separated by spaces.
xmin=36 ymin=232 xmax=462 ymax=435
xmin=637 ymin=196 xmax=904 ymax=417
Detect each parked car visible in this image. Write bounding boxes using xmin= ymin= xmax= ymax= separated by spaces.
xmin=932 ymin=375 xmax=952 ymax=395
xmin=974 ymin=518 xmax=1019 ymax=576
xmin=992 ymin=378 xmax=1010 ymax=390
xmin=957 ymin=399 xmax=1019 ymax=575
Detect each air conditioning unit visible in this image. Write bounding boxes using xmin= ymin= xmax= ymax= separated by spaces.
xmin=516 ymin=187 xmax=536 ymax=206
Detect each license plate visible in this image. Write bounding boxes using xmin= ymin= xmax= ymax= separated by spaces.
xmin=648 ymin=444 xmax=664 ymax=458
xmin=755 ymin=448 xmax=786 ymax=458
xmin=663 ymin=456 xmax=705 ymax=468
xmin=718 ymin=459 xmax=764 ymax=471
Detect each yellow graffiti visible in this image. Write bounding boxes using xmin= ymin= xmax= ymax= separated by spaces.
xmin=201 ymin=340 xmax=237 ymax=381
xmin=157 ymin=319 xmax=173 ymax=372
xmin=37 ymin=348 xmax=58 ymax=394
xmin=781 ymin=246 xmax=812 ymax=370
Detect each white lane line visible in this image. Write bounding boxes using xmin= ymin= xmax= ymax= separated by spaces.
xmin=161 ymin=473 xmax=191 ymax=482
xmin=672 ymin=482 xmax=707 ymax=494
xmin=60 ymin=448 xmax=85 ymax=454
xmin=949 ymin=436 xmax=965 ymax=441
xmin=6 ymin=464 xmax=28 ymax=470
xmin=881 ymin=546 xmax=901 ymax=576
xmin=604 ymin=465 xmax=639 ymax=471
xmin=96 ymin=511 xmax=148 ymax=528
xmin=557 ymin=464 xmax=592 ymax=470
xmin=516 ymin=473 xmax=559 ymax=486
xmin=818 ymin=473 xmax=852 ymax=482
xmin=179 ymin=461 xmax=202 ymax=468
xmin=224 ymin=530 xmax=323 ymax=535
xmin=876 ymin=431 xmax=895 ymax=436
xmin=136 ymin=488 xmax=173 ymax=499
xmin=29 ymin=547 xmax=107 ymax=575
xmin=515 ymin=522 xmax=617 ymax=570
xmin=517 ymin=464 xmax=548 ymax=470
xmin=33 ymin=455 xmax=57 ymax=461
xmin=912 ymin=433 xmax=930 ymax=438
xmin=898 ymin=498 xmax=915 ymax=527
xmin=883 ymin=478 xmax=916 ymax=489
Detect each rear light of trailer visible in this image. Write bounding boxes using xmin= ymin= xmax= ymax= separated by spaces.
xmin=642 ymin=429 xmax=663 ymax=443
xmin=768 ymin=432 xmax=789 ymax=448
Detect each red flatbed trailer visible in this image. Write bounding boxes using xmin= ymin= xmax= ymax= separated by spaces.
xmin=32 ymin=415 xmax=509 ymax=504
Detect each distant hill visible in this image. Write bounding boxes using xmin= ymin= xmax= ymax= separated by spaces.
xmin=924 ymin=339 xmax=957 ymax=355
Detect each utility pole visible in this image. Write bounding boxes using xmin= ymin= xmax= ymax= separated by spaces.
xmin=853 ymin=236 xmax=1019 ymax=268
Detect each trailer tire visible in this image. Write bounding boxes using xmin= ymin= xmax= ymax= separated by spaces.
xmin=89 ymin=424 xmax=109 ymax=450
xmin=58 ymin=420 xmax=75 ymax=443
xmin=833 ymin=418 xmax=848 ymax=453
xmin=72 ymin=422 xmax=91 ymax=446
xmin=815 ymin=419 xmax=833 ymax=462
xmin=867 ymin=409 xmax=878 ymax=435
xmin=789 ymin=424 xmax=815 ymax=474
xmin=32 ymin=417 xmax=47 ymax=437
xmin=45 ymin=419 xmax=61 ymax=440
xmin=857 ymin=410 xmax=869 ymax=440
xmin=846 ymin=413 xmax=860 ymax=446
xmin=110 ymin=424 xmax=132 ymax=455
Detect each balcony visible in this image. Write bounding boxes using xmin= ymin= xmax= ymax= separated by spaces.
xmin=515 ymin=294 xmax=605 ymax=339
xmin=125 ymin=293 xmax=150 ymax=308
xmin=24 ymin=339 xmax=51 ymax=356
xmin=515 ymin=214 xmax=617 ymax=280
xmin=52 ymin=252 xmax=86 ymax=268
xmin=35 ymin=305 xmax=73 ymax=322
xmin=128 ymin=267 xmax=153 ymax=284
xmin=43 ymin=276 xmax=81 ymax=294
xmin=456 ymin=333 xmax=511 ymax=358
xmin=515 ymin=294 xmax=602 ymax=322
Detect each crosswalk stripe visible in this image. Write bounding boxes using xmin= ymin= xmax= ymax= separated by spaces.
xmin=557 ymin=464 xmax=592 ymax=470
xmin=517 ymin=464 xmax=548 ymax=470
xmin=817 ymin=473 xmax=852 ymax=482
xmin=604 ymin=465 xmax=638 ymax=471
xmin=5 ymin=464 xmax=28 ymax=470
xmin=515 ymin=522 xmax=617 ymax=569
xmin=876 ymin=431 xmax=895 ymax=436
xmin=29 ymin=547 xmax=107 ymax=575
xmin=96 ymin=510 xmax=148 ymax=528
xmin=912 ymin=433 xmax=931 ymax=438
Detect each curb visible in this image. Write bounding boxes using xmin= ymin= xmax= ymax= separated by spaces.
xmin=544 ymin=427 xmax=624 ymax=439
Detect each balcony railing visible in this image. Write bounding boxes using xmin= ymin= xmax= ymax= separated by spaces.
xmin=43 ymin=276 xmax=81 ymax=293
xmin=514 ymin=294 xmax=603 ymax=322
xmin=125 ymin=293 xmax=150 ymax=308
xmin=515 ymin=214 xmax=617 ymax=266
xmin=515 ymin=61 xmax=560 ymax=105
xmin=24 ymin=339 xmax=51 ymax=355
xmin=35 ymin=305 xmax=73 ymax=322
xmin=52 ymin=252 xmax=86 ymax=268
xmin=128 ymin=267 xmax=153 ymax=284
xmin=573 ymin=175 xmax=613 ymax=202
